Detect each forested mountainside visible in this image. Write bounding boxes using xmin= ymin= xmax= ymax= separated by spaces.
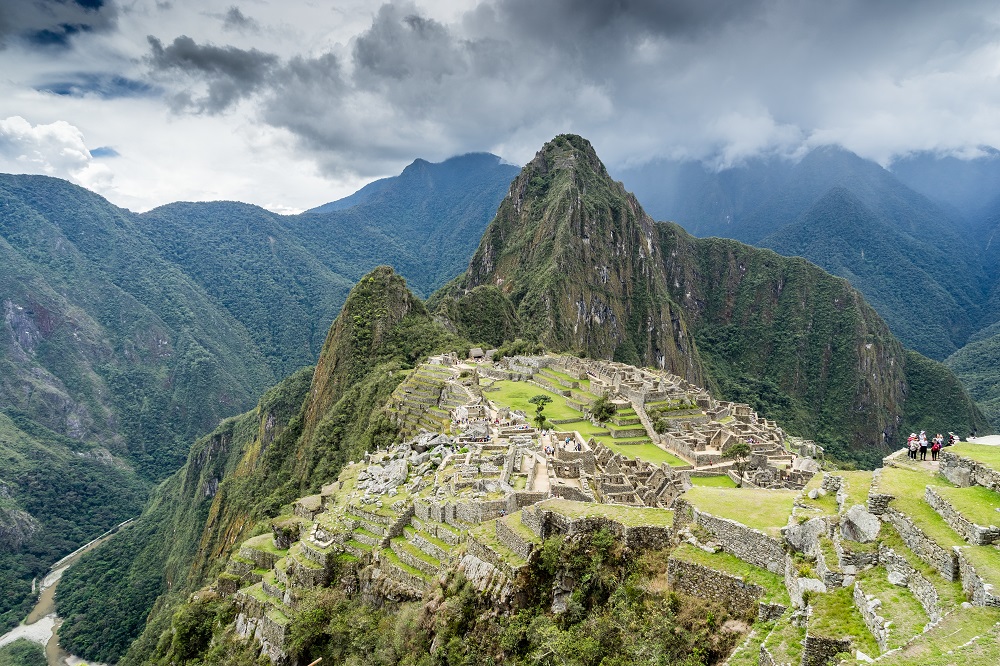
xmin=59 ymin=267 xmax=471 ymax=663
xmin=615 ymin=148 xmax=987 ymax=362
xmin=434 ymin=135 xmax=988 ymax=464
xmin=0 ymin=155 xmax=517 ymax=634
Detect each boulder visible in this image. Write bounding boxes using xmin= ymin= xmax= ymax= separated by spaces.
xmin=841 ymin=505 xmax=881 ymax=543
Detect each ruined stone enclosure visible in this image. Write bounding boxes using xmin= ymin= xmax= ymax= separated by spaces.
xmin=215 ymin=355 xmax=1000 ymax=665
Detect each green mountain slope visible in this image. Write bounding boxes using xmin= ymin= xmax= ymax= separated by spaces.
xmin=58 ymin=267 xmax=469 ymax=663
xmin=617 ymin=148 xmax=987 ymax=360
xmin=433 ymin=135 xmax=702 ymax=381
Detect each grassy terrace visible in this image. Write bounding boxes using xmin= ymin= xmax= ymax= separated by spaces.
xmin=671 ymin=543 xmax=789 ymax=605
xmin=468 ymin=521 xmax=528 ymax=568
xmin=934 ymin=486 xmax=1000 ymax=528
xmin=877 ymin=524 xmax=966 ymax=609
xmin=725 ymin=623 xmax=775 ymax=666
xmin=856 ymin=568 xmax=928 ymax=650
xmin=870 ymin=606 xmax=1000 ymax=666
xmin=795 ymin=476 xmax=838 ymax=517
xmin=682 ymin=487 xmax=797 ymax=535
xmin=243 ymin=533 xmax=288 ymax=556
xmin=403 ymin=526 xmax=453 ymax=552
xmin=809 ymin=586 xmax=880 ymax=657
xmin=499 ymin=512 xmax=542 ymax=544
xmin=949 ymin=442 xmax=1000 ymax=471
xmin=487 ymin=380 xmax=583 ymax=420
xmin=959 ymin=545 xmax=1000 ymax=588
xmin=539 ymin=367 xmax=590 ymax=388
xmin=877 ymin=468 xmax=964 ymax=548
xmin=378 ymin=546 xmax=427 ymax=580
xmin=538 ymin=499 xmax=674 ymax=527
xmin=690 ymin=475 xmax=738 ymax=488
xmin=599 ymin=440 xmax=688 ymax=467
xmin=839 ymin=470 xmax=874 ymax=509
xmin=762 ymin=612 xmax=804 ymax=666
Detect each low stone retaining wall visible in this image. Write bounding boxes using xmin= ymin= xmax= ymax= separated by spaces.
xmin=531 ymin=507 xmax=672 ymax=550
xmin=390 ymin=541 xmax=438 ymax=576
xmin=377 ymin=557 xmax=427 ymax=591
xmin=925 ymin=486 xmax=1000 ymax=545
xmin=801 ymin=633 xmax=851 ymax=666
xmin=853 ymin=583 xmax=889 ymax=652
xmin=688 ymin=506 xmax=786 ymax=574
xmin=867 ymin=469 xmax=892 ymax=515
xmin=939 ymin=450 xmax=1000 ymax=491
xmin=667 ymin=557 xmax=786 ymax=621
xmin=883 ymin=507 xmax=959 ymax=581
xmin=495 ymin=518 xmax=535 ymax=560
xmin=409 ymin=532 xmax=449 ymax=561
xmin=467 ymin=535 xmax=521 ymax=579
xmin=956 ymin=548 xmax=1000 ymax=607
xmin=878 ymin=543 xmax=943 ymax=621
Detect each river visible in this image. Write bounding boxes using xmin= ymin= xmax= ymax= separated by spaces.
xmin=0 ymin=517 xmax=135 ymax=666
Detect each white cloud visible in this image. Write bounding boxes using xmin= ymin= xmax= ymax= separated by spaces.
xmin=0 ymin=115 xmax=113 ymax=186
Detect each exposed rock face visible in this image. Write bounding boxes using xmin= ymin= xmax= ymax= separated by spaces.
xmin=0 ymin=506 xmax=40 ymax=550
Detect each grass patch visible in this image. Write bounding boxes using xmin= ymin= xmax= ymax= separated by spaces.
xmin=499 ymin=512 xmax=543 ymax=544
xmin=933 ymin=486 xmax=1000 ymax=528
xmin=691 ymin=475 xmax=738 ymax=488
xmin=877 ymin=523 xmax=966 ymax=609
xmin=808 ymin=586 xmax=880 ymax=657
xmin=683 ymin=487 xmax=797 ymax=535
xmin=378 ymin=546 xmax=428 ymax=580
xmin=671 ymin=543 xmax=789 ymax=605
xmin=725 ymin=622 xmax=776 ymax=666
xmin=538 ymin=498 xmax=673 ymax=527
xmin=877 ymin=466 xmax=951 ymax=500
xmin=857 ymin=568 xmax=929 ymax=650
xmin=877 ymin=468 xmax=964 ymax=548
xmin=818 ymin=536 xmax=840 ymax=573
xmin=949 ymin=442 xmax=1000 ymax=472
xmin=796 ymin=487 xmax=838 ymax=517
xmin=242 ymin=533 xmax=288 ymax=557
xmin=488 ymin=380 xmax=584 ymax=421
xmin=872 ymin=606 xmax=1000 ymax=666
xmin=468 ymin=521 xmax=528 ymax=568
xmin=839 ymin=471 xmax=874 ymax=509
xmin=959 ymin=545 xmax=1000 ymax=589
xmin=599 ymin=440 xmax=689 ymax=467
xmin=762 ymin=612 xmax=805 ymax=665
xmin=392 ymin=537 xmax=440 ymax=566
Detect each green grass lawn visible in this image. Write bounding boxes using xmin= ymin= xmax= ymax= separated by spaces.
xmin=857 ymin=568 xmax=929 ymax=650
xmin=839 ymin=470 xmax=874 ymax=508
xmin=762 ymin=612 xmax=805 ymax=666
xmin=871 ymin=606 xmax=1000 ymax=666
xmin=538 ymin=498 xmax=674 ymax=527
xmin=691 ymin=475 xmax=738 ymax=488
xmin=600 ymin=440 xmax=689 ymax=467
xmin=808 ymin=586 xmax=880 ymax=657
xmin=877 ymin=468 xmax=964 ymax=548
xmin=934 ymin=486 xmax=1000 ymax=527
xmin=949 ymin=442 xmax=1000 ymax=472
xmin=488 ymin=380 xmax=583 ymax=421
xmin=683 ymin=487 xmax=797 ymax=535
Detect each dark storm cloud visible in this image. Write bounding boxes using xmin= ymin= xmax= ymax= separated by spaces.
xmin=0 ymin=0 xmax=118 ymax=48
xmin=37 ymin=73 xmax=154 ymax=98
xmin=146 ymin=35 xmax=278 ymax=112
xmin=221 ymin=6 xmax=261 ymax=34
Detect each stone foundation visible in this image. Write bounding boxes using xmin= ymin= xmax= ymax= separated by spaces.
xmin=667 ymin=557 xmax=786 ymax=621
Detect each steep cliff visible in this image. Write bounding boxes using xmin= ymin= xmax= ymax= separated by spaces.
xmin=434 ymin=135 xmax=703 ymax=382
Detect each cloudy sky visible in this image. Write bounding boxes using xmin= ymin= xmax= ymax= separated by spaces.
xmin=2 ymin=0 xmax=1000 ymax=213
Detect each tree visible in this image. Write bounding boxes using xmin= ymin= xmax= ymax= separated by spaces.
xmin=528 ymin=394 xmax=552 ymax=430
xmin=590 ymin=393 xmax=617 ymax=423
xmin=723 ymin=441 xmax=752 ymax=488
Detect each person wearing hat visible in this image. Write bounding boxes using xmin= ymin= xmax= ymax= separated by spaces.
xmin=908 ymin=433 xmax=918 ymax=459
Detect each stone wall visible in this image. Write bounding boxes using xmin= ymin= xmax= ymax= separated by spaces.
xmin=528 ymin=505 xmax=673 ymax=550
xmin=956 ymin=548 xmax=1000 ymax=607
xmin=853 ymin=583 xmax=889 ymax=652
xmin=883 ymin=508 xmax=959 ymax=580
xmin=878 ymin=544 xmax=943 ymax=621
xmin=939 ymin=450 xmax=1000 ymax=491
xmin=925 ymin=486 xmax=1000 ymax=545
xmin=667 ymin=557 xmax=786 ymax=621
xmin=867 ymin=469 xmax=892 ymax=515
xmin=801 ymin=633 xmax=851 ymax=666
xmin=688 ymin=505 xmax=786 ymax=574
xmin=495 ymin=518 xmax=535 ymax=560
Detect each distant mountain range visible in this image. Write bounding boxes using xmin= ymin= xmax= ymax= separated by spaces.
xmin=614 ymin=146 xmax=1000 ymax=425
